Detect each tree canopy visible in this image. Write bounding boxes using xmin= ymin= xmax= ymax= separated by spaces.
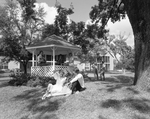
xmin=90 ymin=0 xmax=150 ymax=90
xmin=0 ymin=0 xmax=45 ymax=73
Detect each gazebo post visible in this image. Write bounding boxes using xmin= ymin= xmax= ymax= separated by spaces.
xmin=32 ymin=50 xmax=35 ymax=67
xmin=35 ymin=49 xmax=38 ymax=66
xmin=52 ymin=47 xmax=56 ymax=71
xmin=36 ymin=54 xmax=38 ymax=66
xmin=71 ymin=50 xmax=75 ymax=65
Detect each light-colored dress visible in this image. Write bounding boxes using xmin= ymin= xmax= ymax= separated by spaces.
xmin=46 ymin=73 xmax=72 ymax=97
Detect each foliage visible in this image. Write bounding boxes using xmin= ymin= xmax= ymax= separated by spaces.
xmin=119 ymin=48 xmax=135 ymax=71
xmin=0 ymin=0 xmax=45 ymax=74
xmin=26 ymin=76 xmax=56 ymax=87
xmin=9 ymin=73 xmax=56 ymax=87
xmin=105 ymin=33 xmax=132 ymax=66
xmin=90 ymin=0 xmax=126 ymax=28
xmin=42 ymin=3 xmax=109 ymax=57
xmin=42 ymin=2 xmax=74 ymax=40
xmin=9 ymin=73 xmax=32 ymax=86
xmin=90 ymin=0 xmax=150 ymax=87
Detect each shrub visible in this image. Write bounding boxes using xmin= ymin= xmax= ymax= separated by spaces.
xmin=9 ymin=73 xmax=56 ymax=87
xmin=9 ymin=73 xmax=32 ymax=86
xmin=26 ymin=76 xmax=56 ymax=87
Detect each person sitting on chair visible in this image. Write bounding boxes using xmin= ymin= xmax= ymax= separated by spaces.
xmin=37 ymin=50 xmax=46 ymax=66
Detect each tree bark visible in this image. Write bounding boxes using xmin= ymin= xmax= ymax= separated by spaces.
xmin=123 ymin=0 xmax=150 ymax=90
xmin=22 ymin=62 xmax=27 ymax=74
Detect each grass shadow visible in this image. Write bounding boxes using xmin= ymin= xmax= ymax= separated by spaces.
xmin=101 ymin=99 xmax=121 ymax=110
xmin=101 ymin=98 xmax=150 ymax=114
xmin=106 ymin=84 xmax=127 ymax=92
xmin=132 ymin=114 xmax=148 ymax=119
xmin=123 ymin=98 xmax=150 ymax=113
xmin=99 ymin=115 xmax=108 ymax=119
xmin=104 ymin=75 xmax=133 ymax=84
xmin=98 ymin=75 xmax=134 ymax=92
xmin=126 ymin=87 xmax=139 ymax=94
xmin=14 ymin=88 xmax=65 ymax=119
xmin=147 ymin=88 xmax=150 ymax=93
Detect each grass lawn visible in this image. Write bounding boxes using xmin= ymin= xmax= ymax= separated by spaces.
xmin=0 ymin=73 xmax=150 ymax=119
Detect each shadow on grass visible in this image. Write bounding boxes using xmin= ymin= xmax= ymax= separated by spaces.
xmin=126 ymin=87 xmax=139 ymax=94
xmin=14 ymin=88 xmax=65 ymax=119
xmin=99 ymin=115 xmax=108 ymax=119
xmin=101 ymin=98 xmax=150 ymax=113
xmin=132 ymin=114 xmax=149 ymax=119
xmin=147 ymin=88 xmax=150 ymax=93
xmin=101 ymin=99 xmax=121 ymax=110
xmin=105 ymin=75 xmax=134 ymax=84
xmin=97 ymin=75 xmax=134 ymax=93
xmin=85 ymin=74 xmax=134 ymax=84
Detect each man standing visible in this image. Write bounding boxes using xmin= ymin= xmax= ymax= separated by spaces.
xmin=100 ymin=61 xmax=106 ymax=81
xmin=92 ymin=63 xmax=99 ymax=80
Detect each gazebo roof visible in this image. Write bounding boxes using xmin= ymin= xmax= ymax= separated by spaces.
xmin=26 ymin=35 xmax=81 ymax=51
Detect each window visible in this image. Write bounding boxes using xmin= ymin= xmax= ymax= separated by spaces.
xmin=105 ymin=64 xmax=110 ymax=71
xmin=0 ymin=63 xmax=8 ymax=70
xmin=101 ymin=56 xmax=110 ymax=63
xmin=46 ymin=55 xmax=52 ymax=61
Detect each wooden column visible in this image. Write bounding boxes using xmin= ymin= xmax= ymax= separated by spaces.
xmin=32 ymin=50 xmax=35 ymax=67
xmin=52 ymin=47 xmax=56 ymax=71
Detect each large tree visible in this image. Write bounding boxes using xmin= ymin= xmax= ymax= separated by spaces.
xmin=42 ymin=3 xmax=111 ymax=64
xmin=0 ymin=0 xmax=45 ymax=74
xmin=42 ymin=4 xmax=93 ymax=55
xmin=90 ymin=0 xmax=150 ymax=90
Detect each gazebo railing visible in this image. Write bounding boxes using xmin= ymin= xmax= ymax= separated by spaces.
xmin=31 ymin=65 xmax=69 ymax=77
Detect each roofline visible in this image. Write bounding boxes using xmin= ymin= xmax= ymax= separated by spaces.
xmin=26 ymin=44 xmax=81 ymax=51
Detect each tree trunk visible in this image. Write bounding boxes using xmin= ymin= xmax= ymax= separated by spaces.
xmin=22 ymin=62 xmax=27 ymax=74
xmin=123 ymin=0 xmax=150 ymax=90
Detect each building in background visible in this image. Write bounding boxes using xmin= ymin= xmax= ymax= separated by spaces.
xmin=75 ymin=53 xmax=114 ymax=72
xmin=0 ymin=51 xmax=114 ymax=72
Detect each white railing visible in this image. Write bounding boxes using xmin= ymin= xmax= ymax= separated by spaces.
xmin=31 ymin=65 xmax=69 ymax=77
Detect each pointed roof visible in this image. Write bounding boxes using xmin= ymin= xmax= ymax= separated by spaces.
xmin=26 ymin=35 xmax=81 ymax=51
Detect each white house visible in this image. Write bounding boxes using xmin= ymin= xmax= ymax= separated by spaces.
xmin=74 ymin=52 xmax=114 ymax=72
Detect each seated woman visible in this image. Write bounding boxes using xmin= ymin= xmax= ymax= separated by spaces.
xmin=37 ymin=50 xmax=46 ymax=66
xmin=42 ymin=70 xmax=72 ymax=100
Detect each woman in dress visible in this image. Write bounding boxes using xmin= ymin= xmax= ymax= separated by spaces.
xmin=37 ymin=50 xmax=46 ymax=66
xmin=42 ymin=70 xmax=72 ymax=100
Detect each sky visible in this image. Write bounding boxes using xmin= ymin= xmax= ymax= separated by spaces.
xmin=0 ymin=0 xmax=134 ymax=46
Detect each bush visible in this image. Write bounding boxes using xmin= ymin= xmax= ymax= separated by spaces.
xmin=9 ymin=73 xmax=56 ymax=87
xmin=26 ymin=76 xmax=56 ymax=87
xmin=9 ymin=73 xmax=32 ymax=86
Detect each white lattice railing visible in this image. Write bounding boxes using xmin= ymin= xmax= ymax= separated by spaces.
xmin=31 ymin=65 xmax=69 ymax=77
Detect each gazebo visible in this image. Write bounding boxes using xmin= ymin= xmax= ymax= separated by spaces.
xmin=26 ymin=35 xmax=81 ymax=77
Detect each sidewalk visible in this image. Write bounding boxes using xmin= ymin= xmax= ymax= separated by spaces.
xmin=87 ymin=72 xmax=134 ymax=78
xmin=0 ymin=77 xmax=11 ymax=81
